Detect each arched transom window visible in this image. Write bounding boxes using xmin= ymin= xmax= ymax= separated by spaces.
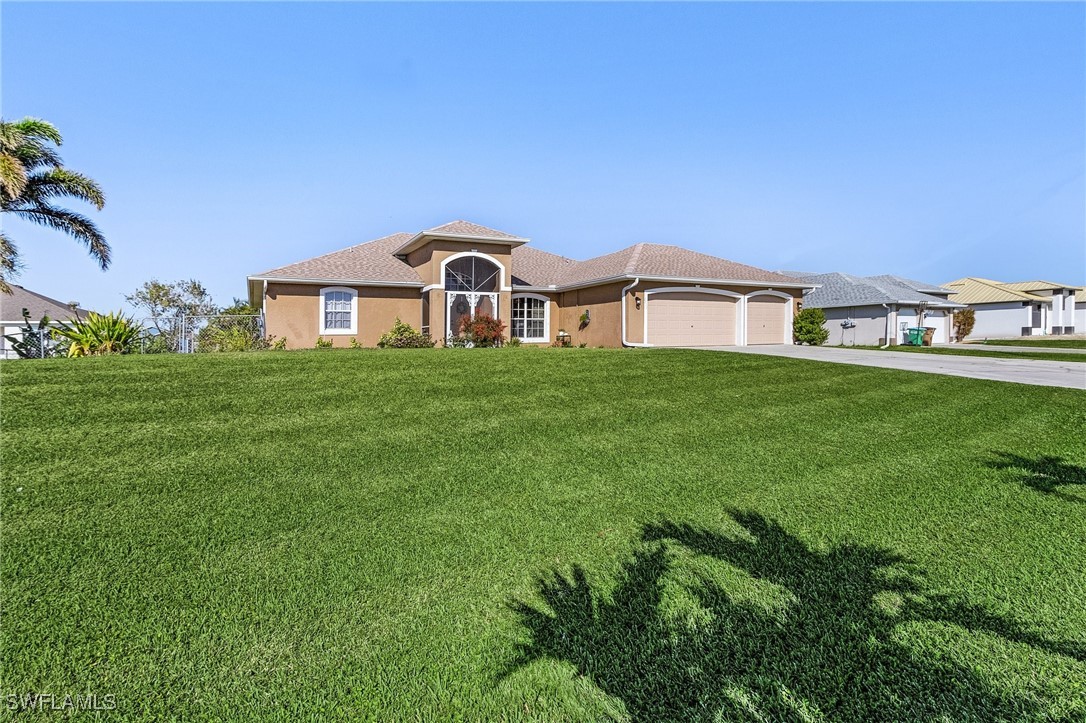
xmin=444 ymin=256 xmax=500 ymax=292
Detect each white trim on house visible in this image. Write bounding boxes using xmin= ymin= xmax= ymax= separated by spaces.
xmin=393 ymin=231 xmax=529 ymax=256
xmin=743 ymin=290 xmax=794 ymax=345
xmin=559 ymin=274 xmax=815 ymax=293
xmin=438 ymin=251 xmax=513 ymax=292
xmin=318 ymin=286 xmax=358 ymax=335
xmin=642 ymin=286 xmax=744 ymax=347
xmin=510 ymin=293 xmax=551 ymax=344
xmin=249 ymin=276 xmax=423 ymax=288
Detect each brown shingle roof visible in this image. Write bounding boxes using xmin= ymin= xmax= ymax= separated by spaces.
xmin=257 ymin=233 xmax=423 ymax=285
xmin=557 ymin=243 xmax=804 ymax=288
xmin=0 ymin=285 xmax=93 ymax=322
xmin=251 ymin=223 xmax=809 ymax=291
xmin=510 ymin=246 xmax=578 ymax=287
xmin=424 ymin=220 xmax=524 ymax=240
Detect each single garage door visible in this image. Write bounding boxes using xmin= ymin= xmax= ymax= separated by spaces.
xmin=647 ymin=292 xmax=736 ymax=346
xmin=747 ymin=295 xmax=788 ymax=344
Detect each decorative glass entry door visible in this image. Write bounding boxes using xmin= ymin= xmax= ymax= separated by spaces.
xmin=445 ymin=256 xmax=500 ymax=340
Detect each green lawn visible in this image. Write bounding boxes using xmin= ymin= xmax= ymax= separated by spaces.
xmin=843 ymin=345 xmax=1086 ymax=363
xmin=3 ymin=349 xmax=1084 ymax=721
xmin=979 ymin=338 xmax=1086 ymax=350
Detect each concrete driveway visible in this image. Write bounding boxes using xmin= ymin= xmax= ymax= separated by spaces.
xmin=700 ymin=345 xmax=1086 ymax=389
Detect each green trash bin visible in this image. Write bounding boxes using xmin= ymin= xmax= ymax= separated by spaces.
xmin=904 ymin=327 xmax=925 ymax=346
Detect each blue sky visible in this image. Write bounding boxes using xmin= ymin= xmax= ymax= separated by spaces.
xmin=3 ymin=2 xmax=1084 ymax=313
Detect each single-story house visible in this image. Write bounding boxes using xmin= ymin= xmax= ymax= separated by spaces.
xmin=786 ymin=272 xmax=964 ymax=346
xmin=247 ymin=220 xmax=816 ymax=349
xmin=1076 ymin=287 xmax=1085 ymax=332
xmin=0 ymin=285 xmax=91 ymax=359
xmin=942 ymin=278 xmax=1078 ymax=339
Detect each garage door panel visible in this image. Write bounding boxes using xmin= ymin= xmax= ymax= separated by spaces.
xmin=648 ymin=292 xmax=736 ymax=346
xmin=747 ymin=296 xmax=787 ymax=345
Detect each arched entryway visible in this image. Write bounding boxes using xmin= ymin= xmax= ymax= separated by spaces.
xmin=444 ymin=254 xmax=501 ymax=339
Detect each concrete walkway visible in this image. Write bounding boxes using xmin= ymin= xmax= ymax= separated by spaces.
xmin=701 ymin=345 xmax=1086 ymax=390
xmin=953 ymin=344 xmax=1086 ymax=355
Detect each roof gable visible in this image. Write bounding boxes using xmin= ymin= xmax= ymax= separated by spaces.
xmin=424 ymin=220 xmax=524 ymax=240
xmin=942 ymin=277 xmax=1048 ymax=304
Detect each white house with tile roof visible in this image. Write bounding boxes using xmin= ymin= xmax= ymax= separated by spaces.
xmin=943 ymin=278 xmax=1078 ymax=339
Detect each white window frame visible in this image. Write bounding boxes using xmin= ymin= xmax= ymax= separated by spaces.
xmin=319 ymin=286 xmax=358 ymax=335
xmin=510 ymin=293 xmax=550 ymax=343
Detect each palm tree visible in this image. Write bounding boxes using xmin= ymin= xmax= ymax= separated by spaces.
xmin=0 ymin=117 xmax=108 ymax=293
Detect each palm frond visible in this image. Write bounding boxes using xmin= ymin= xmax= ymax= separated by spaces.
xmin=0 ymin=153 xmax=27 ymax=201
xmin=22 ymin=168 xmax=105 ymax=210
xmin=0 ymin=229 xmax=20 ymax=294
xmin=14 ymin=204 xmax=111 ymax=269
xmin=3 ymin=117 xmax=63 ymax=146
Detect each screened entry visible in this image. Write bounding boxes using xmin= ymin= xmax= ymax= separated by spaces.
xmin=445 ymin=256 xmax=500 ymax=339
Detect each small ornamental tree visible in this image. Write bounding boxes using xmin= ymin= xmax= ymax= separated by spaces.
xmin=953 ymin=308 xmax=975 ymax=342
xmin=793 ymin=308 xmax=829 ymax=346
xmin=459 ymin=313 xmax=505 ymax=347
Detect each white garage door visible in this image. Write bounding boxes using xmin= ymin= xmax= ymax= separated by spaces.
xmin=747 ymin=296 xmax=788 ymax=345
xmin=647 ymin=292 xmax=736 ymax=346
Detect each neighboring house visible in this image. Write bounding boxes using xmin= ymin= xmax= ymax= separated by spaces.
xmin=942 ymin=278 xmax=1078 ymax=339
xmin=786 ymin=272 xmax=963 ymax=346
xmin=0 ymin=285 xmax=91 ymax=359
xmin=247 ymin=220 xmax=816 ymax=349
xmin=1077 ymin=287 xmax=1086 ymax=333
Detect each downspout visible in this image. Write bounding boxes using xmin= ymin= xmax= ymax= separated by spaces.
xmin=622 ymin=277 xmax=651 ymax=347
xmin=880 ymin=304 xmax=892 ymax=348
xmin=261 ymin=279 xmax=268 ymax=337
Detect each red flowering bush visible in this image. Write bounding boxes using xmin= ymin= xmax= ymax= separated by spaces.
xmin=458 ymin=313 xmax=506 ymax=347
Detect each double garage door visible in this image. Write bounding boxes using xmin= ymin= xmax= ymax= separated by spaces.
xmin=646 ymin=291 xmax=787 ymax=346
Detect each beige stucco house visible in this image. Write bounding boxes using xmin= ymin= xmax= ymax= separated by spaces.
xmin=247 ymin=220 xmax=815 ymax=349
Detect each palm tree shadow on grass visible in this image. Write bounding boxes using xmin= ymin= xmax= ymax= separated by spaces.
xmin=988 ymin=452 xmax=1086 ymax=503
xmin=508 ymin=511 xmax=1083 ymax=722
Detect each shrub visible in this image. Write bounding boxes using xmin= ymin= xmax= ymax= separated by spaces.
xmin=315 ymin=336 xmax=333 ymax=349
xmin=53 ymin=311 xmax=144 ymax=357
xmin=793 ymin=308 xmax=829 ymax=346
xmin=378 ymin=318 xmax=435 ymax=348
xmin=271 ymin=336 xmax=287 ymax=350
xmin=953 ymin=308 xmax=975 ymax=341
xmin=506 ymin=336 xmax=521 ymax=348
xmin=458 ymin=314 xmax=505 ymax=348
xmin=195 ymin=319 xmax=269 ymax=353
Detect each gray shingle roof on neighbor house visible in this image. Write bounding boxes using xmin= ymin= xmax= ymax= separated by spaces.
xmin=0 ymin=285 xmax=93 ymax=322
xmin=252 ymin=220 xmax=811 ymax=291
xmin=787 ymin=272 xmax=964 ymax=310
